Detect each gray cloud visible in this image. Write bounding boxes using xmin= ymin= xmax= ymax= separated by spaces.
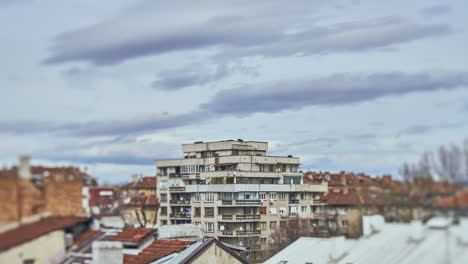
xmin=0 ymin=110 xmax=216 ymax=137
xmin=2 ymin=71 xmax=466 ymax=138
xmin=152 ymin=64 xmax=229 ymax=91
xmin=201 ymin=71 xmax=468 ymax=115
xmin=42 ymin=0 xmax=451 ymax=66
xmin=421 ymin=5 xmax=452 ymax=16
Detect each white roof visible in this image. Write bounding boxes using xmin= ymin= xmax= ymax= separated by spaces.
xmin=265 ymin=218 xmax=468 ymax=264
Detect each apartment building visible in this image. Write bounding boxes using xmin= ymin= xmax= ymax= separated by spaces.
xmin=155 ymin=139 xmax=327 ymax=257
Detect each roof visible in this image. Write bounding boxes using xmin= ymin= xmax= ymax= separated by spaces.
xmin=324 ymin=187 xmax=361 ymax=205
xmin=125 ymin=194 xmax=159 ymax=209
xmin=111 ymin=228 xmax=155 ymax=245
xmin=132 ymin=177 xmax=156 ymax=189
xmin=127 ymin=240 xmax=194 ymax=264
xmin=0 ymin=216 xmax=91 ymax=251
xmin=265 ymin=219 xmax=468 ymax=264
xmin=177 ymin=238 xmax=249 ymax=264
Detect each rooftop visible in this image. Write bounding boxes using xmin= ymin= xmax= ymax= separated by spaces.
xmin=0 ymin=216 xmax=91 ymax=252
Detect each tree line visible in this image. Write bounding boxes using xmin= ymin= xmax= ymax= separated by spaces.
xmin=400 ymin=138 xmax=468 ymax=182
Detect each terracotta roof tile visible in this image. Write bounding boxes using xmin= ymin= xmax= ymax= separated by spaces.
xmin=0 ymin=216 xmax=91 ymax=251
xmin=324 ymin=187 xmax=362 ymax=205
xmin=111 ymin=228 xmax=155 ymax=243
xmin=125 ymin=194 xmax=158 ymax=209
xmin=132 ymin=177 xmax=156 ymax=189
xmin=73 ymin=229 xmax=100 ymax=246
xmin=125 ymin=240 xmax=194 ymax=264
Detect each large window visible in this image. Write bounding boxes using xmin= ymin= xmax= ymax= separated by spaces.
xmin=338 ymin=207 xmax=348 ymax=215
xmin=269 ymin=207 xmax=277 ymax=215
xmin=205 ymin=193 xmax=215 ymax=202
xmin=160 ymin=194 xmax=167 ymax=203
xmin=260 ymin=222 xmax=267 ymax=230
xmin=270 ymin=221 xmax=277 ymax=230
xmin=260 ymin=207 xmax=267 ymax=214
xmin=204 ymin=222 xmax=214 ymax=232
xmin=279 ymin=207 xmax=287 ymax=216
xmin=193 ymin=193 xmax=201 ymax=202
xmin=160 ymin=207 xmax=167 ymax=216
xmin=269 ymin=192 xmax=277 ymax=200
xmin=205 ymin=207 xmax=214 ymax=217
xmin=279 ymin=193 xmax=286 ymax=200
xmin=194 ymin=207 xmax=201 ymax=217
xmin=259 ymin=192 xmax=266 ymax=200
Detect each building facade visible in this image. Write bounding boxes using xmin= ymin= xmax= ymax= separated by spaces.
xmin=155 ymin=140 xmax=328 ymax=257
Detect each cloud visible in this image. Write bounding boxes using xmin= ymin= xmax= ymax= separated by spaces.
xmin=42 ymin=0 xmax=452 ymax=66
xmin=421 ymin=4 xmax=452 ymax=16
xmin=152 ymin=63 xmax=229 ymax=91
xmin=0 ymin=110 xmax=216 ymax=137
xmin=201 ymin=71 xmax=468 ymax=115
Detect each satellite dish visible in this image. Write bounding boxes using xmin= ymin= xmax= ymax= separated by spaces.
xmin=239 ymin=227 xmax=243 ymax=231
xmin=220 ymin=225 xmax=225 ymax=231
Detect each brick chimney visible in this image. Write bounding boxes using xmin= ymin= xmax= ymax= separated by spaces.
xmin=340 ymin=171 xmax=346 ymax=186
xmin=18 ymin=155 xmax=31 ymax=180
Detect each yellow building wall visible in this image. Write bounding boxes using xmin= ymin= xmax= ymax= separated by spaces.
xmin=0 ymin=230 xmax=65 ymax=264
xmin=191 ymin=243 xmax=244 ymax=264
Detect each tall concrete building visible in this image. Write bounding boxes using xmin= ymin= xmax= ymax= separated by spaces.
xmin=155 ymin=140 xmax=327 ymax=257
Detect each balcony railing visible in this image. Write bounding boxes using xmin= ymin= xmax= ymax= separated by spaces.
xmin=236 ymin=230 xmax=261 ymax=236
xmin=236 ymin=214 xmax=261 ymax=220
xmin=289 ymin=199 xmax=299 ymax=204
xmin=169 ymin=213 xmax=191 ymax=218
xmin=222 ymin=200 xmax=233 ymax=205
xmin=221 ymin=230 xmax=234 ymax=236
xmin=169 ymin=186 xmax=185 ymax=192
xmin=169 ymin=200 xmax=190 ymax=204
xmin=222 ymin=215 xmax=234 ymax=220
xmin=235 ymin=200 xmax=261 ymax=205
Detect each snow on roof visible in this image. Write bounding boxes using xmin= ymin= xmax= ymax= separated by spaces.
xmin=265 ymin=218 xmax=468 ymax=264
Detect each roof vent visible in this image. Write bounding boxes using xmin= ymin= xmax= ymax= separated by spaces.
xmin=287 ymin=155 xmax=293 ymax=157
xmin=237 ymin=139 xmax=243 ymax=142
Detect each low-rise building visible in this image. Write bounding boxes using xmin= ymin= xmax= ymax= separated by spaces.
xmin=0 ymin=216 xmax=92 ymax=264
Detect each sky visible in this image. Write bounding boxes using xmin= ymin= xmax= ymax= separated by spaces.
xmin=1 ymin=0 xmax=467 ymax=183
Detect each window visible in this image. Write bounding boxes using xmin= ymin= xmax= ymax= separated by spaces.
xmin=280 ymin=221 xmax=287 ymax=228
xmin=293 ymin=178 xmax=301 ymax=184
xmin=260 ymin=222 xmax=267 ymax=230
xmin=245 ymin=193 xmax=251 ymax=199
xmin=269 ymin=208 xmax=277 ymax=215
xmin=193 ymin=193 xmax=201 ymax=202
xmin=232 ymin=150 xmax=239 ymax=155
xmin=269 ymin=165 xmax=274 ymax=172
xmin=270 ymin=192 xmax=277 ymax=200
xmin=279 ymin=193 xmax=286 ymax=200
xmin=194 ymin=221 xmax=201 ymax=226
xmin=338 ymin=207 xmax=348 ymax=215
xmin=260 ymin=237 xmax=267 ymax=245
xmin=260 ymin=207 xmax=267 ymax=214
xmin=270 ymin=221 xmax=277 ymax=230
xmin=161 ymin=194 xmax=167 ymax=203
xmin=160 ymin=207 xmax=168 ymax=216
xmin=279 ymin=207 xmax=287 ymax=216
xmin=341 ymin=220 xmax=349 ymax=228
xmin=23 ymin=260 xmax=35 ymax=264
xmin=194 ymin=207 xmax=201 ymax=217
xmin=205 ymin=193 xmax=215 ymax=202
xmin=301 ymin=206 xmax=307 ymax=213
xmin=300 ymin=193 xmax=306 ymax=200
xmin=259 ymin=164 xmax=265 ymax=172
xmin=205 ymin=207 xmax=214 ymax=217
xmin=259 ymin=192 xmax=266 ymax=200
xmin=204 ymin=222 xmax=214 ymax=232
xmin=161 ymin=220 xmax=167 ymax=225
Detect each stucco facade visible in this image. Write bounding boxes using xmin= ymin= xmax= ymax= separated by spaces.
xmin=0 ymin=230 xmax=65 ymax=264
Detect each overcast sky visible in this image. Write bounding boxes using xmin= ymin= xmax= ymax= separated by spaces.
xmin=1 ymin=0 xmax=467 ymax=183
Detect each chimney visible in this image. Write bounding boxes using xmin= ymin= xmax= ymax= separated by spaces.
xmin=131 ymin=174 xmax=139 ymax=183
xmin=18 ymin=155 xmax=31 ymax=180
xmin=340 ymin=171 xmax=346 ymax=186
xmin=92 ymin=241 xmax=123 ymax=264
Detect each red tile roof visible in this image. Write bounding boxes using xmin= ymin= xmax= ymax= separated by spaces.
xmin=110 ymin=228 xmax=155 ymax=244
xmin=0 ymin=216 xmax=91 ymax=251
xmin=125 ymin=194 xmax=159 ymax=209
xmin=324 ymin=187 xmax=361 ymax=205
xmin=73 ymin=229 xmax=100 ymax=246
xmin=132 ymin=177 xmax=156 ymax=189
xmin=126 ymin=240 xmax=194 ymax=264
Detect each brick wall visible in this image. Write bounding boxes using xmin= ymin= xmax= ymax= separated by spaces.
xmin=0 ymin=173 xmax=19 ymax=223
xmin=44 ymin=175 xmax=84 ymax=216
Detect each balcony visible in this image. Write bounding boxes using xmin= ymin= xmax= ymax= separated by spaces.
xmin=221 ymin=230 xmax=234 ymax=236
xmin=236 ymin=214 xmax=261 ymax=220
xmin=169 ymin=200 xmax=190 ymax=205
xmin=222 ymin=215 xmax=234 ymax=220
xmin=222 ymin=200 xmax=233 ymax=205
xmin=289 ymin=199 xmax=299 ymax=204
xmin=235 ymin=200 xmax=261 ymax=205
xmin=169 ymin=186 xmax=185 ymax=192
xmin=169 ymin=213 xmax=191 ymax=219
xmin=236 ymin=230 xmax=261 ymax=236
